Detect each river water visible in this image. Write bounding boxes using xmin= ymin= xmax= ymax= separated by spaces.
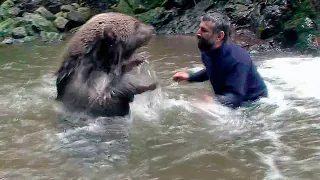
xmin=0 ymin=35 xmax=319 ymax=180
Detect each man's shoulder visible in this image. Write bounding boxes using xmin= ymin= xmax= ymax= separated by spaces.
xmin=225 ymin=42 xmax=252 ymax=65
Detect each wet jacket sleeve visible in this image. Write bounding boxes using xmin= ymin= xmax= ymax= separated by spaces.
xmin=187 ymin=68 xmax=209 ymax=82
xmin=215 ymin=62 xmax=250 ymax=108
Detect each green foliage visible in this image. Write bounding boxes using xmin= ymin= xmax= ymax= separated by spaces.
xmin=112 ymin=0 xmax=167 ymax=14
xmin=284 ymin=0 xmax=316 ymax=29
xmin=0 ymin=18 xmax=17 ymax=37
xmin=256 ymin=26 xmax=265 ymax=38
xmin=279 ymin=0 xmax=318 ymax=51
xmin=127 ymin=0 xmax=165 ymax=13
xmin=111 ymin=0 xmax=134 ymax=15
xmin=0 ymin=0 xmax=14 ymax=9
xmin=135 ymin=7 xmax=171 ymax=26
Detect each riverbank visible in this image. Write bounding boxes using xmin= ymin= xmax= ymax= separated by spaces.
xmin=1 ymin=34 xmax=320 ymax=180
xmin=0 ymin=0 xmax=319 ymax=55
xmin=0 ymin=0 xmax=92 ymax=44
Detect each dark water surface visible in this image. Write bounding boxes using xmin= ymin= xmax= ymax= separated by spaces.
xmin=0 ymin=35 xmax=319 ymax=180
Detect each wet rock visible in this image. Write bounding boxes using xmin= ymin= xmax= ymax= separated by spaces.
xmin=71 ymin=3 xmax=80 ymax=9
xmin=253 ymin=4 xmax=284 ymax=39
xmin=61 ymin=4 xmax=76 ymax=12
xmin=7 ymin=6 xmax=22 ymax=17
xmin=15 ymin=0 xmax=35 ymax=12
xmin=157 ymin=0 xmax=212 ymax=34
xmin=263 ymin=5 xmax=282 ymax=20
xmin=35 ymin=6 xmax=56 ymax=21
xmin=0 ymin=18 xmax=19 ymax=37
xmin=248 ymin=42 xmax=273 ymax=52
xmin=1 ymin=37 xmax=14 ymax=44
xmin=31 ymin=0 xmax=43 ymax=5
xmin=229 ymin=27 xmax=276 ymax=52
xmin=53 ymin=16 xmax=69 ymax=30
xmin=21 ymin=35 xmax=37 ymax=42
xmin=77 ymin=7 xmax=92 ymax=21
xmin=23 ymin=3 xmax=37 ymax=12
xmin=0 ymin=35 xmax=37 ymax=44
xmin=42 ymin=0 xmax=61 ymax=14
xmin=224 ymin=4 xmax=252 ymax=25
xmin=1 ymin=37 xmax=23 ymax=44
xmin=12 ymin=26 xmax=27 ymax=38
xmin=0 ymin=0 xmax=15 ymax=9
xmin=22 ymin=13 xmax=58 ymax=33
xmin=55 ymin=11 xmax=63 ymax=18
xmin=67 ymin=10 xmax=86 ymax=24
xmin=55 ymin=11 xmax=68 ymax=19
xmin=40 ymin=31 xmax=64 ymax=42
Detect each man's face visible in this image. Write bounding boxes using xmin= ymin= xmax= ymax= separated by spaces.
xmin=196 ymin=20 xmax=223 ymax=51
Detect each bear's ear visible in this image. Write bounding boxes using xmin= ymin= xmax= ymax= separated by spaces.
xmin=103 ymin=25 xmax=119 ymax=45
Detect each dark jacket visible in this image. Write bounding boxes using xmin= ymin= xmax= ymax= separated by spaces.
xmin=188 ymin=41 xmax=268 ymax=108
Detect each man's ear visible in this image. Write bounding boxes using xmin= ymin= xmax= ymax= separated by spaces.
xmin=217 ymin=31 xmax=225 ymax=42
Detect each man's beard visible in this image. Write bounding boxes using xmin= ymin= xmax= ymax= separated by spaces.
xmin=197 ymin=37 xmax=215 ymax=52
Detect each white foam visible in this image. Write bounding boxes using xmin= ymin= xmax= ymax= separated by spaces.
xmin=259 ymin=57 xmax=320 ymax=100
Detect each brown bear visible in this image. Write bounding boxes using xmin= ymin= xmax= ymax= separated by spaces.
xmin=55 ymin=12 xmax=158 ymax=117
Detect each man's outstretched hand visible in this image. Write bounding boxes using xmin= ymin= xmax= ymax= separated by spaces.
xmin=173 ymin=71 xmax=189 ymax=82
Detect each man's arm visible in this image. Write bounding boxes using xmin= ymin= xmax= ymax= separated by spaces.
xmin=216 ymin=62 xmax=250 ymax=108
xmin=187 ymin=68 xmax=209 ymax=82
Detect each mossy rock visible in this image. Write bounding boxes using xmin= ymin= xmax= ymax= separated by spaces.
xmin=112 ymin=0 xmax=134 ymax=15
xmin=279 ymin=0 xmax=319 ymax=52
xmin=22 ymin=35 xmax=37 ymax=42
xmin=35 ymin=6 xmax=56 ymax=21
xmin=282 ymin=16 xmax=318 ymax=51
xmin=135 ymin=7 xmax=172 ymax=27
xmin=127 ymin=0 xmax=165 ymax=13
xmin=66 ymin=10 xmax=87 ymax=24
xmin=295 ymin=31 xmax=319 ymax=51
xmin=0 ymin=0 xmax=14 ymax=10
xmin=54 ymin=16 xmax=69 ymax=30
xmin=0 ymin=0 xmax=15 ymax=20
xmin=61 ymin=5 xmax=76 ymax=12
xmin=55 ymin=12 xmax=64 ymax=18
xmin=71 ymin=3 xmax=80 ymax=9
xmin=40 ymin=31 xmax=64 ymax=42
xmin=0 ymin=7 xmax=6 ymax=21
xmin=77 ymin=7 xmax=92 ymax=21
xmin=7 ymin=6 xmax=21 ymax=17
xmin=12 ymin=26 xmax=27 ymax=38
xmin=0 ymin=18 xmax=19 ymax=37
xmin=22 ymin=13 xmax=59 ymax=33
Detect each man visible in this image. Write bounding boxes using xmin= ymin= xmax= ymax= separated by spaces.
xmin=173 ymin=12 xmax=268 ymax=109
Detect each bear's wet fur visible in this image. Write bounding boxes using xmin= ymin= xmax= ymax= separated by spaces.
xmin=55 ymin=12 xmax=157 ymax=117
